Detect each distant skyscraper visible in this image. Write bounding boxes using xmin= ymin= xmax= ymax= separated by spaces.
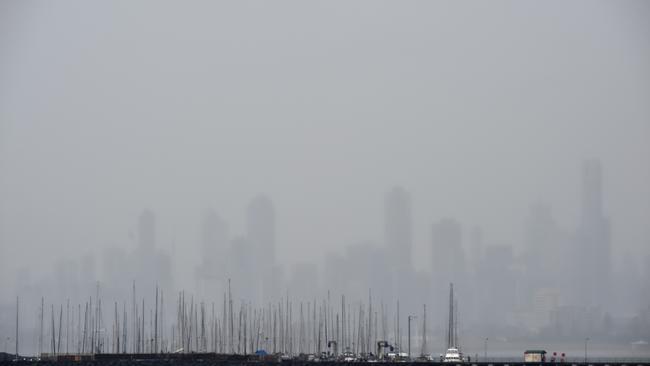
xmin=246 ymin=195 xmax=277 ymax=301
xmin=468 ymin=226 xmax=483 ymax=271
xmin=431 ymin=218 xmax=466 ymax=293
xmin=575 ymin=159 xmax=610 ymax=307
xmin=384 ymin=186 xmax=412 ymax=269
xmin=523 ymin=204 xmax=561 ymax=287
xmin=201 ymin=209 xmax=229 ymax=268
xmin=134 ymin=209 xmax=172 ymax=292
xmin=228 ymin=236 xmax=256 ymax=301
xmin=138 ymin=209 xmax=156 ymax=252
xmin=246 ymin=195 xmax=276 ymax=266
xmin=477 ymin=245 xmax=517 ymax=325
xmin=581 ymin=160 xmax=603 ymax=222
xmin=196 ymin=209 xmax=229 ymax=296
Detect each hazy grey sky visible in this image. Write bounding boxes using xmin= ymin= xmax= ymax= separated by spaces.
xmin=1 ymin=0 xmax=649 ymax=287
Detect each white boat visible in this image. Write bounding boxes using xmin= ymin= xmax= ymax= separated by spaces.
xmin=341 ymin=350 xmax=356 ymax=362
xmin=443 ymin=347 xmax=463 ymax=363
xmin=442 ymin=284 xmax=464 ymax=363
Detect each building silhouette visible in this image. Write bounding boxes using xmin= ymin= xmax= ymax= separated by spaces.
xmin=384 ymin=186 xmax=412 ymax=270
xmin=196 ymin=209 xmax=229 ymax=297
xmin=246 ymin=195 xmax=279 ymax=301
xmin=476 ymin=245 xmax=517 ymax=326
xmin=431 ymin=218 xmax=466 ymax=313
xmin=522 ymin=203 xmax=569 ymax=304
xmin=247 ymin=195 xmax=276 ymax=266
xmin=138 ymin=209 xmax=156 ymax=252
xmin=431 ymin=218 xmax=465 ymax=284
xmin=575 ymin=159 xmax=610 ymax=307
xmin=134 ymin=210 xmax=172 ymax=295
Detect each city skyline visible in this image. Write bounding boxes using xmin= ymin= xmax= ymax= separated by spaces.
xmin=1 ymin=0 xmax=649 ymax=358
xmin=2 ymin=159 xmax=645 ymax=314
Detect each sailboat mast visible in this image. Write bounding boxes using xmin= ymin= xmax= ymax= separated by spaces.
xmin=454 ymin=299 xmax=459 ymax=350
xmin=368 ymin=289 xmax=372 ymax=354
xmin=40 ymin=297 xmax=44 ymax=356
xmin=447 ymin=283 xmax=454 ymax=349
xmin=66 ymin=299 xmax=70 ymax=354
xmin=57 ymin=305 xmax=63 ymax=354
xmin=421 ymin=304 xmax=426 ymax=356
xmin=15 ymin=297 xmax=19 ymax=360
xmin=155 ymin=286 xmax=159 ymax=353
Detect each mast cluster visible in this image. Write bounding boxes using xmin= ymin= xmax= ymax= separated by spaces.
xmin=31 ymin=282 xmax=432 ymax=358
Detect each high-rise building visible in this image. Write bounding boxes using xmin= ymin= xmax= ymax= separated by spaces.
xmin=384 ymin=186 xmax=412 ymax=270
xmin=575 ymin=159 xmax=610 ymax=307
xmin=477 ymin=245 xmax=517 ymax=325
xmin=431 ymin=218 xmax=465 ymax=284
xmin=581 ymin=159 xmax=603 ymax=222
xmin=431 ymin=218 xmax=466 ymax=313
xmin=523 ymin=204 xmax=562 ymax=294
xmin=467 ymin=226 xmax=483 ymax=272
xmin=246 ymin=195 xmax=276 ymax=266
xmin=201 ymin=209 xmax=229 ymax=269
xmin=196 ymin=209 xmax=229 ymax=296
xmin=138 ymin=209 xmax=156 ymax=252
xmin=134 ymin=210 xmax=173 ymax=293
xmin=228 ymin=236 xmax=256 ymax=301
xmin=246 ymin=195 xmax=277 ymax=301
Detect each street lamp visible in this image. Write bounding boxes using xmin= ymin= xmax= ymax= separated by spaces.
xmin=584 ymin=337 xmax=590 ymax=363
xmin=484 ymin=338 xmax=488 ymax=362
xmin=407 ymin=315 xmax=417 ymax=359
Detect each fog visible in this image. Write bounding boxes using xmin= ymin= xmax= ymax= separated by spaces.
xmin=1 ymin=0 xmax=649 ymax=358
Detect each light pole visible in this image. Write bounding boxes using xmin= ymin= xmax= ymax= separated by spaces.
xmin=484 ymin=338 xmax=488 ymax=362
xmin=407 ymin=315 xmax=416 ymax=359
xmin=584 ymin=337 xmax=589 ymax=363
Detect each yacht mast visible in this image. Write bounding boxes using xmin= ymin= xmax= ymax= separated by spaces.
xmin=447 ymin=283 xmax=454 ymax=349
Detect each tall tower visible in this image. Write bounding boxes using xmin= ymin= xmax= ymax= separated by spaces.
xmin=576 ymin=159 xmax=610 ymax=307
xmin=432 ymin=218 xmax=466 ymax=315
xmin=384 ymin=186 xmax=412 ymax=270
xmin=581 ymin=160 xmax=603 ymax=222
xmin=246 ymin=195 xmax=275 ymax=266
xmin=246 ymin=195 xmax=277 ymax=301
xmin=201 ymin=209 xmax=229 ymax=268
xmin=138 ymin=209 xmax=156 ymax=252
xmin=432 ymin=218 xmax=465 ymax=282
xmin=523 ymin=203 xmax=563 ymax=297
xmin=135 ymin=209 xmax=172 ymax=291
xmin=197 ymin=209 xmax=229 ymax=296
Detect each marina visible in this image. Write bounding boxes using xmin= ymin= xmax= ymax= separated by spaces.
xmin=4 ymin=284 xmax=649 ymax=365
xmin=2 ymin=352 xmax=650 ymax=366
